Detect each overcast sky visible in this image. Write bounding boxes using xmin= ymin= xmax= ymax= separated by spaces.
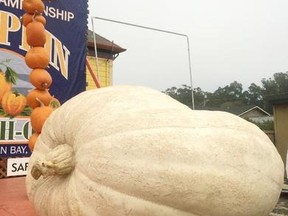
xmin=87 ymin=0 xmax=288 ymax=92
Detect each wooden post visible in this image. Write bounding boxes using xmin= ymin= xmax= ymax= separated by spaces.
xmin=86 ymin=58 xmax=101 ymax=88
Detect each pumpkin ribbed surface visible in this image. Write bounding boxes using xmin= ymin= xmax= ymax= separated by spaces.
xmin=1 ymin=91 xmax=27 ymax=116
xmin=26 ymin=85 xmax=284 ymax=216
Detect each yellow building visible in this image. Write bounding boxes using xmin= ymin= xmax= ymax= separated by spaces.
xmin=270 ymin=95 xmax=288 ymax=173
xmin=86 ymin=31 xmax=126 ymax=89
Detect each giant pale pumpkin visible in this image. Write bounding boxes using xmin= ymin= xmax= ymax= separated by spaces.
xmin=26 ymin=85 xmax=284 ymax=216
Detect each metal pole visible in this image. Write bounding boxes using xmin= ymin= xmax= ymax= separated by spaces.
xmin=91 ymin=16 xmax=195 ymax=109
xmin=185 ymin=36 xmax=195 ymax=110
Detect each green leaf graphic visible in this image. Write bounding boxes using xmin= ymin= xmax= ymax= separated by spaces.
xmin=5 ymin=66 xmax=18 ymax=84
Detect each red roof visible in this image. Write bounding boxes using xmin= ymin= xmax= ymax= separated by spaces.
xmin=87 ymin=30 xmax=126 ymax=54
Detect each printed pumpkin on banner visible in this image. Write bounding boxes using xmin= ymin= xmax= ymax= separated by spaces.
xmin=0 ymin=58 xmax=27 ymax=118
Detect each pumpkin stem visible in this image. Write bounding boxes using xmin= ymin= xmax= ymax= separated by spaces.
xmin=31 ymin=144 xmax=75 ymax=180
xmin=41 ymin=82 xmax=48 ymax=88
xmin=32 ymin=11 xmax=42 ymax=22
xmin=49 ymin=97 xmax=61 ymax=109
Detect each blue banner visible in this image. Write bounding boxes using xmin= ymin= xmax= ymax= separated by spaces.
xmin=0 ymin=0 xmax=88 ymax=103
xmin=0 ymin=144 xmax=31 ymax=157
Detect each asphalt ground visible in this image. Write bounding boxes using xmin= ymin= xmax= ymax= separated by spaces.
xmin=270 ymin=190 xmax=288 ymax=216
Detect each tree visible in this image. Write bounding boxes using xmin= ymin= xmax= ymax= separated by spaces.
xmin=163 ymin=72 xmax=288 ymax=112
xmin=163 ymin=86 xmax=178 ymax=100
xmin=243 ymin=83 xmax=263 ymax=107
xmin=163 ymin=85 xmax=207 ymax=109
xmin=205 ymin=81 xmax=244 ymax=108
xmin=261 ymin=72 xmax=288 ymax=113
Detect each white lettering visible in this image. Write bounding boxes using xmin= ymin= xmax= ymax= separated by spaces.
xmin=0 ymin=0 xmax=8 ymax=6
xmin=68 ymin=12 xmax=74 ymax=21
xmin=0 ymin=1 xmax=74 ymax=22
xmin=7 ymin=0 xmax=20 ymax=8
xmin=44 ymin=6 xmax=74 ymax=22
xmin=0 ymin=146 xmax=8 ymax=154
xmin=21 ymin=145 xmax=26 ymax=153
xmin=0 ymin=0 xmax=22 ymax=9
xmin=10 ymin=145 xmax=27 ymax=154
